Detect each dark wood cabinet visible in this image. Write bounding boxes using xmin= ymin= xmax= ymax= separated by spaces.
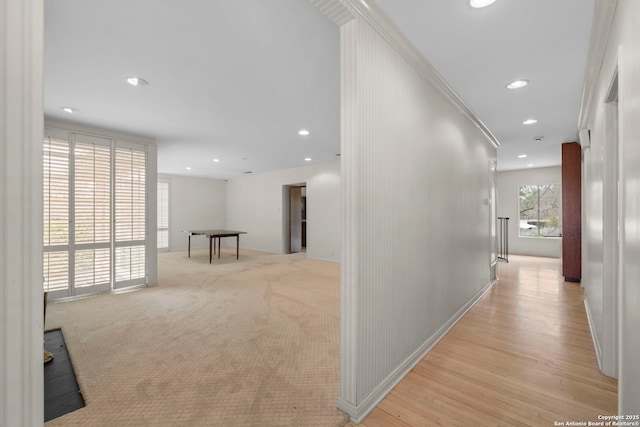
xmin=562 ymin=142 xmax=582 ymax=282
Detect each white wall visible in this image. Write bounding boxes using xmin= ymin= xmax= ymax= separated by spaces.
xmin=497 ymin=166 xmax=562 ymax=258
xmin=160 ymin=174 xmax=227 ymax=251
xmin=580 ymin=0 xmax=640 ymax=413
xmin=226 ymin=160 xmax=341 ymax=262
xmin=335 ymin=5 xmax=497 ymax=422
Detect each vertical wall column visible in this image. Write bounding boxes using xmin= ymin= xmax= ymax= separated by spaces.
xmin=618 ymin=2 xmax=640 ymax=412
xmin=335 ymin=1 xmax=498 ymax=422
xmin=1 ymin=0 xmax=45 ymax=425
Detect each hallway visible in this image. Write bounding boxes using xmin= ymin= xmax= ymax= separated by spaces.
xmin=351 ymin=255 xmax=617 ymax=426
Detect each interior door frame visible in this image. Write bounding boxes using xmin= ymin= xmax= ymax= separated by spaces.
xmin=601 ymin=65 xmax=620 ymax=378
xmin=489 ymin=160 xmax=498 ymax=281
xmin=282 ymin=183 xmax=306 ymax=254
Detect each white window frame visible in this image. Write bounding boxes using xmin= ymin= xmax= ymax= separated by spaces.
xmin=43 ymin=122 xmax=157 ymax=299
xmin=518 ymin=183 xmax=562 ymax=238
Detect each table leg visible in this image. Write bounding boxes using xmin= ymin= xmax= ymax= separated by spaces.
xmin=209 ymin=236 xmax=212 ymax=263
xmin=188 ymin=235 xmax=191 ymax=258
xmin=236 ymin=235 xmax=239 ymax=260
xmin=218 ymin=237 xmax=221 ymax=259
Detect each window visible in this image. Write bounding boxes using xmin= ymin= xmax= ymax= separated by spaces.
xmin=519 ymin=184 xmax=561 ymax=237
xmin=74 ymin=136 xmax=112 ymax=289
xmin=43 ymin=129 xmax=151 ymax=299
xmin=157 ymin=181 xmax=169 ymax=249
xmin=114 ymin=145 xmax=147 ymax=288
xmin=43 ymin=137 xmax=70 ymax=293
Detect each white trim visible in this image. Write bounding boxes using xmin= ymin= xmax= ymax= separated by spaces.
xmin=490 ymin=160 xmax=498 ymax=272
xmin=615 ymin=45 xmax=626 ymax=412
xmin=305 ymin=256 xmax=339 ymax=264
xmin=584 ymin=296 xmax=604 ymax=372
xmin=340 ymin=279 xmax=497 ymax=423
xmin=310 ymin=0 xmax=355 ymax=26
xmin=601 ymin=59 xmax=620 ymax=378
xmin=338 ymin=10 xmax=359 ymax=407
xmin=578 ymin=0 xmax=618 ymax=131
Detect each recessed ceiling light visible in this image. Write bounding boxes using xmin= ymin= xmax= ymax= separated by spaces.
xmin=127 ymin=77 xmax=149 ymax=86
xmin=526 ymin=164 xmax=534 ymax=167
xmin=298 ymin=129 xmax=310 ymax=136
xmin=244 ymin=171 xmax=253 ymax=174
xmin=61 ymin=107 xmax=79 ymax=114
xmin=470 ymin=0 xmax=497 ymax=8
xmin=507 ymin=79 xmax=529 ymax=89
xmin=534 ymin=136 xmax=544 ymax=141
xmin=518 ymin=154 xmax=528 ymax=158
xmin=522 ymin=119 xmax=538 ymax=125
xmin=304 ymin=158 xmax=312 ymax=162
xmin=213 ymin=158 xmax=220 ymax=162
xmin=185 ymin=166 xmax=191 ymax=170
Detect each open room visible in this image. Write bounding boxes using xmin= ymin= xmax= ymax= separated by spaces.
xmin=3 ymin=0 xmax=640 ymax=425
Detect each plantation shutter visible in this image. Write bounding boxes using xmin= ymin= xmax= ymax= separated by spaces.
xmin=43 ymin=136 xmax=70 ymax=293
xmin=73 ymin=134 xmax=112 ymax=292
xmin=43 ymin=127 xmax=153 ymax=299
xmin=114 ymin=142 xmax=147 ymax=288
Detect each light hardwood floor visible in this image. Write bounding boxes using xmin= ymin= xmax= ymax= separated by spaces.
xmin=348 ymin=255 xmax=617 ymax=426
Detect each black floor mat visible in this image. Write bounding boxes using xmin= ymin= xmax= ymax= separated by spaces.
xmin=44 ymin=329 xmax=85 ymax=422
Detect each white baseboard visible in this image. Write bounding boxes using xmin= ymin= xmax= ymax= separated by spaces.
xmin=305 ymin=255 xmax=340 ymax=263
xmin=339 ymin=278 xmax=497 ymax=424
xmin=584 ymin=296 xmax=603 ymax=372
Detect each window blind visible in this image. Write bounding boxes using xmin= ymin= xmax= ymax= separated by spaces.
xmin=42 ymin=130 xmax=150 ymax=298
xmin=74 ymin=139 xmax=111 ymax=288
xmin=115 ymin=145 xmax=147 ymax=285
xmin=43 ymin=137 xmax=70 ymax=292
xmin=43 ymin=138 xmax=69 ymax=247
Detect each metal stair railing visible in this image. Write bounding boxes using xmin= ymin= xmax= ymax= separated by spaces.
xmin=497 ymin=217 xmax=509 ymax=263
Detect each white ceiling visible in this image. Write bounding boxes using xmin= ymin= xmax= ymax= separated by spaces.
xmin=44 ymin=0 xmax=595 ymax=177
xmin=375 ymin=0 xmax=595 ymax=171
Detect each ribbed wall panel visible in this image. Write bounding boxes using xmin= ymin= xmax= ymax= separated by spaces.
xmin=339 ymin=13 xmax=359 ymax=405
xmin=340 ymin=14 xmax=497 ymax=414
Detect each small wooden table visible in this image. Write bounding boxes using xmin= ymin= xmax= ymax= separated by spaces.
xmin=183 ymin=230 xmax=247 ymax=263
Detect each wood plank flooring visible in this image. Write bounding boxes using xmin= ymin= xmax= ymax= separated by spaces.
xmin=349 ymin=255 xmax=617 ymax=426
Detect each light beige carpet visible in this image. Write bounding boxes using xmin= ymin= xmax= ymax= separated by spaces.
xmin=45 ymin=248 xmax=348 ymax=426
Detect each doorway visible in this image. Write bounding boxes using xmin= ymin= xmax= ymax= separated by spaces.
xmin=283 ymin=183 xmax=307 ymax=254
xmin=489 ymin=161 xmax=498 ymax=281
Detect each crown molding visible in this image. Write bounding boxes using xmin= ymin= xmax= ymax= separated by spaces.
xmin=310 ymin=0 xmax=355 ymax=26
xmin=578 ymin=0 xmax=618 ymax=129
xmin=311 ymin=0 xmax=500 ymax=148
